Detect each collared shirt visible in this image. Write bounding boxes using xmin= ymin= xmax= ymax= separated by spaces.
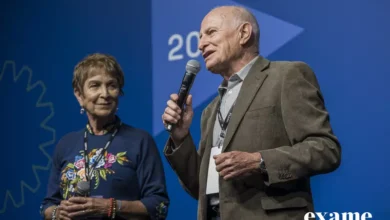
xmin=206 ymin=56 xmax=259 ymax=205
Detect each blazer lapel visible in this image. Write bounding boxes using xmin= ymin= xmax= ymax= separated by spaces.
xmin=204 ymin=96 xmax=220 ymax=148
xmin=222 ymin=56 xmax=270 ymax=152
xmin=199 ymin=95 xmax=220 ymax=202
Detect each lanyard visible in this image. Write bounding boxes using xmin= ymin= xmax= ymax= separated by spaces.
xmin=216 ymin=99 xmax=236 ymax=148
xmin=83 ymin=122 xmax=121 ymax=181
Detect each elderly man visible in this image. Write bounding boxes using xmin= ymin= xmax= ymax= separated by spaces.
xmin=162 ymin=5 xmax=341 ymax=220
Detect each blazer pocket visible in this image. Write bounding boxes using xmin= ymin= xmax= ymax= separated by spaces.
xmin=260 ymin=194 xmax=308 ymax=211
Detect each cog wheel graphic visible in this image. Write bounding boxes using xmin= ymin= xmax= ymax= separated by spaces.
xmin=0 ymin=60 xmax=56 ymax=214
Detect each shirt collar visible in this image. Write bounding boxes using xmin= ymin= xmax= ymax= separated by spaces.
xmin=218 ymin=56 xmax=259 ymax=97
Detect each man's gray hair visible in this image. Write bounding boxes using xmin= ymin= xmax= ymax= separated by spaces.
xmin=213 ymin=5 xmax=260 ymax=52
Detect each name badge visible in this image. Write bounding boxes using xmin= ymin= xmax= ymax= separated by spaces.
xmin=206 ymin=146 xmax=222 ymax=195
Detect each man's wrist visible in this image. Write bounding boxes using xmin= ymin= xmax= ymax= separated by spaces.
xmin=258 ymin=152 xmax=268 ymax=175
xmin=259 ymin=157 xmax=267 ymax=173
xmin=252 ymin=152 xmax=267 ymax=174
xmin=251 ymin=152 xmax=262 ymax=172
xmin=171 ymin=131 xmax=189 ymax=148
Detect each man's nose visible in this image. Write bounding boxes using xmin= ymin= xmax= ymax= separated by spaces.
xmin=198 ymin=38 xmax=207 ymax=52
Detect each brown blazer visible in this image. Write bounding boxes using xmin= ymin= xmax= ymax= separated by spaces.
xmin=164 ymin=56 xmax=341 ymax=220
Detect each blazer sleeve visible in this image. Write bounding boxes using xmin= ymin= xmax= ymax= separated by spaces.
xmin=164 ymin=134 xmax=200 ymax=199
xmin=163 ymin=109 xmax=209 ymax=200
xmin=260 ymin=61 xmax=341 ymax=186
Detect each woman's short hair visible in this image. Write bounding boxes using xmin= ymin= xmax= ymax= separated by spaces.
xmin=72 ymin=53 xmax=125 ymax=95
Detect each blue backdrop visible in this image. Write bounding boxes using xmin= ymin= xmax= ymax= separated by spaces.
xmin=1 ymin=0 xmax=389 ymax=219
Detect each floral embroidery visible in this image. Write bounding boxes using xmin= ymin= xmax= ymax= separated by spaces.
xmin=155 ymin=201 xmax=169 ymax=219
xmin=60 ymin=148 xmax=130 ymax=199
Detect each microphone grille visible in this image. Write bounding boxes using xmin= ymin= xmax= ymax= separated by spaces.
xmin=186 ymin=59 xmax=201 ymax=74
xmin=76 ymin=181 xmax=90 ymax=194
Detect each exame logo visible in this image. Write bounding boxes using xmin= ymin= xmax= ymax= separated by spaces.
xmin=304 ymin=212 xmax=373 ymax=220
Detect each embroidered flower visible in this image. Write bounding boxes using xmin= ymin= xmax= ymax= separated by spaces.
xmin=74 ymin=158 xmax=85 ymax=169
xmin=104 ymin=154 xmax=116 ymax=168
xmin=107 ymin=153 xmax=116 ymax=164
xmin=66 ymin=170 xmax=76 ymax=180
xmin=155 ymin=201 xmax=169 ymax=219
xmin=77 ymin=168 xmax=86 ymax=181
xmin=104 ymin=162 xmax=112 ymax=169
xmin=90 ymin=155 xmax=97 ymax=164
xmin=96 ymin=157 xmax=105 ymax=169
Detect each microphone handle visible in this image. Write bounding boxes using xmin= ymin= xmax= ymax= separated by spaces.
xmin=166 ymin=72 xmax=196 ymax=132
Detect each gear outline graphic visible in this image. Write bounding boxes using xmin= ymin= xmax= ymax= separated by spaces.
xmin=0 ymin=60 xmax=56 ymax=214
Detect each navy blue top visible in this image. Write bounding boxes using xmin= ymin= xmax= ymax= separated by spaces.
xmin=40 ymin=121 xmax=169 ymax=219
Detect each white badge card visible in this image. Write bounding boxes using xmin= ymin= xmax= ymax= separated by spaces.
xmin=206 ymin=146 xmax=222 ymax=195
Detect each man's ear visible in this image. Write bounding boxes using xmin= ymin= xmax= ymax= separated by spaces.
xmin=74 ymin=88 xmax=84 ymax=107
xmin=239 ymin=22 xmax=253 ymax=46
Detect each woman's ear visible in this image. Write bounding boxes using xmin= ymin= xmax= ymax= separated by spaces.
xmin=74 ymin=88 xmax=84 ymax=107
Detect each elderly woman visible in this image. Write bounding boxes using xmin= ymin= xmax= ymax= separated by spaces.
xmin=40 ymin=53 xmax=169 ymax=220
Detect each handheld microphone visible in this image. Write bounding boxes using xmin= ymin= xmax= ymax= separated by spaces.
xmin=74 ymin=181 xmax=90 ymax=197
xmin=166 ymin=59 xmax=201 ymax=132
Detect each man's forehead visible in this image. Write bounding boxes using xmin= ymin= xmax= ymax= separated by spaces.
xmin=200 ymin=11 xmax=231 ymax=30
